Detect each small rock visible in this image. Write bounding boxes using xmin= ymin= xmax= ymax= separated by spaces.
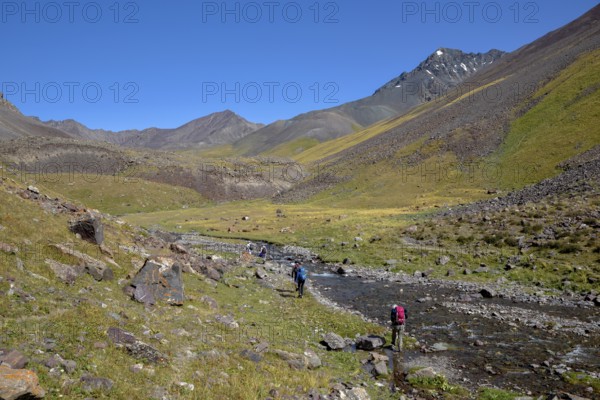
xmin=0 ymin=350 xmax=28 ymax=369
xmin=303 ymin=349 xmax=322 ymax=370
xmin=80 ymin=374 xmax=113 ymax=393
xmin=255 ymin=268 xmax=268 ymax=279
xmin=372 ymin=360 xmax=388 ymax=376
xmin=436 ymin=256 xmax=450 ymax=266
xmin=240 ymin=349 xmax=262 ymax=363
xmin=130 ymin=364 xmax=144 ymax=373
xmin=200 ymin=295 xmax=218 ymax=309
xmin=254 ymin=342 xmax=269 ymax=353
xmin=170 ymin=243 xmax=188 ymax=254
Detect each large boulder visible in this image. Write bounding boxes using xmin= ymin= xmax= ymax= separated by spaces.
xmin=322 ymin=332 xmax=346 ymax=351
xmin=69 ymin=213 xmax=104 ymax=245
xmin=355 ymin=335 xmax=386 ymax=351
xmin=127 ymin=259 xmax=184 ymax=305
xmin=0 ymin=365 xmax=45 ymax=399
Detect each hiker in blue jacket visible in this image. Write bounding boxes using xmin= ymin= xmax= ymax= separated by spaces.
xmin=295 ymin=264 xmax=308 ymax=298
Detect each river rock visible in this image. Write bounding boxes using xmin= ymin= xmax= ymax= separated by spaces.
xmin=322 ymin=332 xmax=346 ymax=350
xmin=431 ymin=342 xmax=450 ymax=351
xmin=0 ymin=365 xmax=45 ymax=399
xmin=356 ymin=335 xmax=385 ymax=351
xmin=337 ymin=266 xmax=350 ymax=275
xmin=480 ymin=288 xmax=496 ymax=298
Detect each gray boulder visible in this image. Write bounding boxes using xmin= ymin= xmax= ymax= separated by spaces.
xmin=322 ymin=332 xmax=346 ymax=350
xmin=355 ymin=335 xmax=386 ymax=351
xmin=128 ymin=259 xmax=184 ymax=305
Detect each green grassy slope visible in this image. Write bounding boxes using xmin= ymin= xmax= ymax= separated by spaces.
xmin=492 ymin=49 xmax=600 ymax=188
xmin=0 ymin=168 xmax=397 ymax=399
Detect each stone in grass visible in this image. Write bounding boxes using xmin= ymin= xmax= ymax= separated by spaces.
xmin=0 ymin=349 xmax=28 ymax=369
xmin=239 ymin=349 xmax=262 ymax=363
xmin=80 ymin=374 xmax=113 ymax=393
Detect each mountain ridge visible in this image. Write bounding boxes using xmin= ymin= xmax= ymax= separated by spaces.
xmin=44 ymin=109 xmax=265 ymax=150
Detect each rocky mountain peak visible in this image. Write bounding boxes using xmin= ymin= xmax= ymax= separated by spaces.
xmin=375 ymin=48 xmax=506 ymax=98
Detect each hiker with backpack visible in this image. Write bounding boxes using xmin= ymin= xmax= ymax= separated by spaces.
xmin=258 ymin=245 xmax=267 ymax=259
xmin=390 ymin=304 xmax=407 ymax=350
xmin=291 ymin=262 xmax=299 ymax=283
xmin=295 ymin=264 xmax=308 ymax=298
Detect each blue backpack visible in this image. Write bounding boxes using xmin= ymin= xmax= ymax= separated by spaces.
xmin=297 ymin=267 xmax=307 ymax=281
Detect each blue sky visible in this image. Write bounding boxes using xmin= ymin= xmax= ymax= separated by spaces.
xmin=1 ymin=0 xmax=598 ymax=131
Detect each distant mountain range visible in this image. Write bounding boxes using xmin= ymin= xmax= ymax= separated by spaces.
xmin=43 ymin=110 xmax=264 ymax=150
xmin=0 ymin=48 xmax=505 ymax=153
